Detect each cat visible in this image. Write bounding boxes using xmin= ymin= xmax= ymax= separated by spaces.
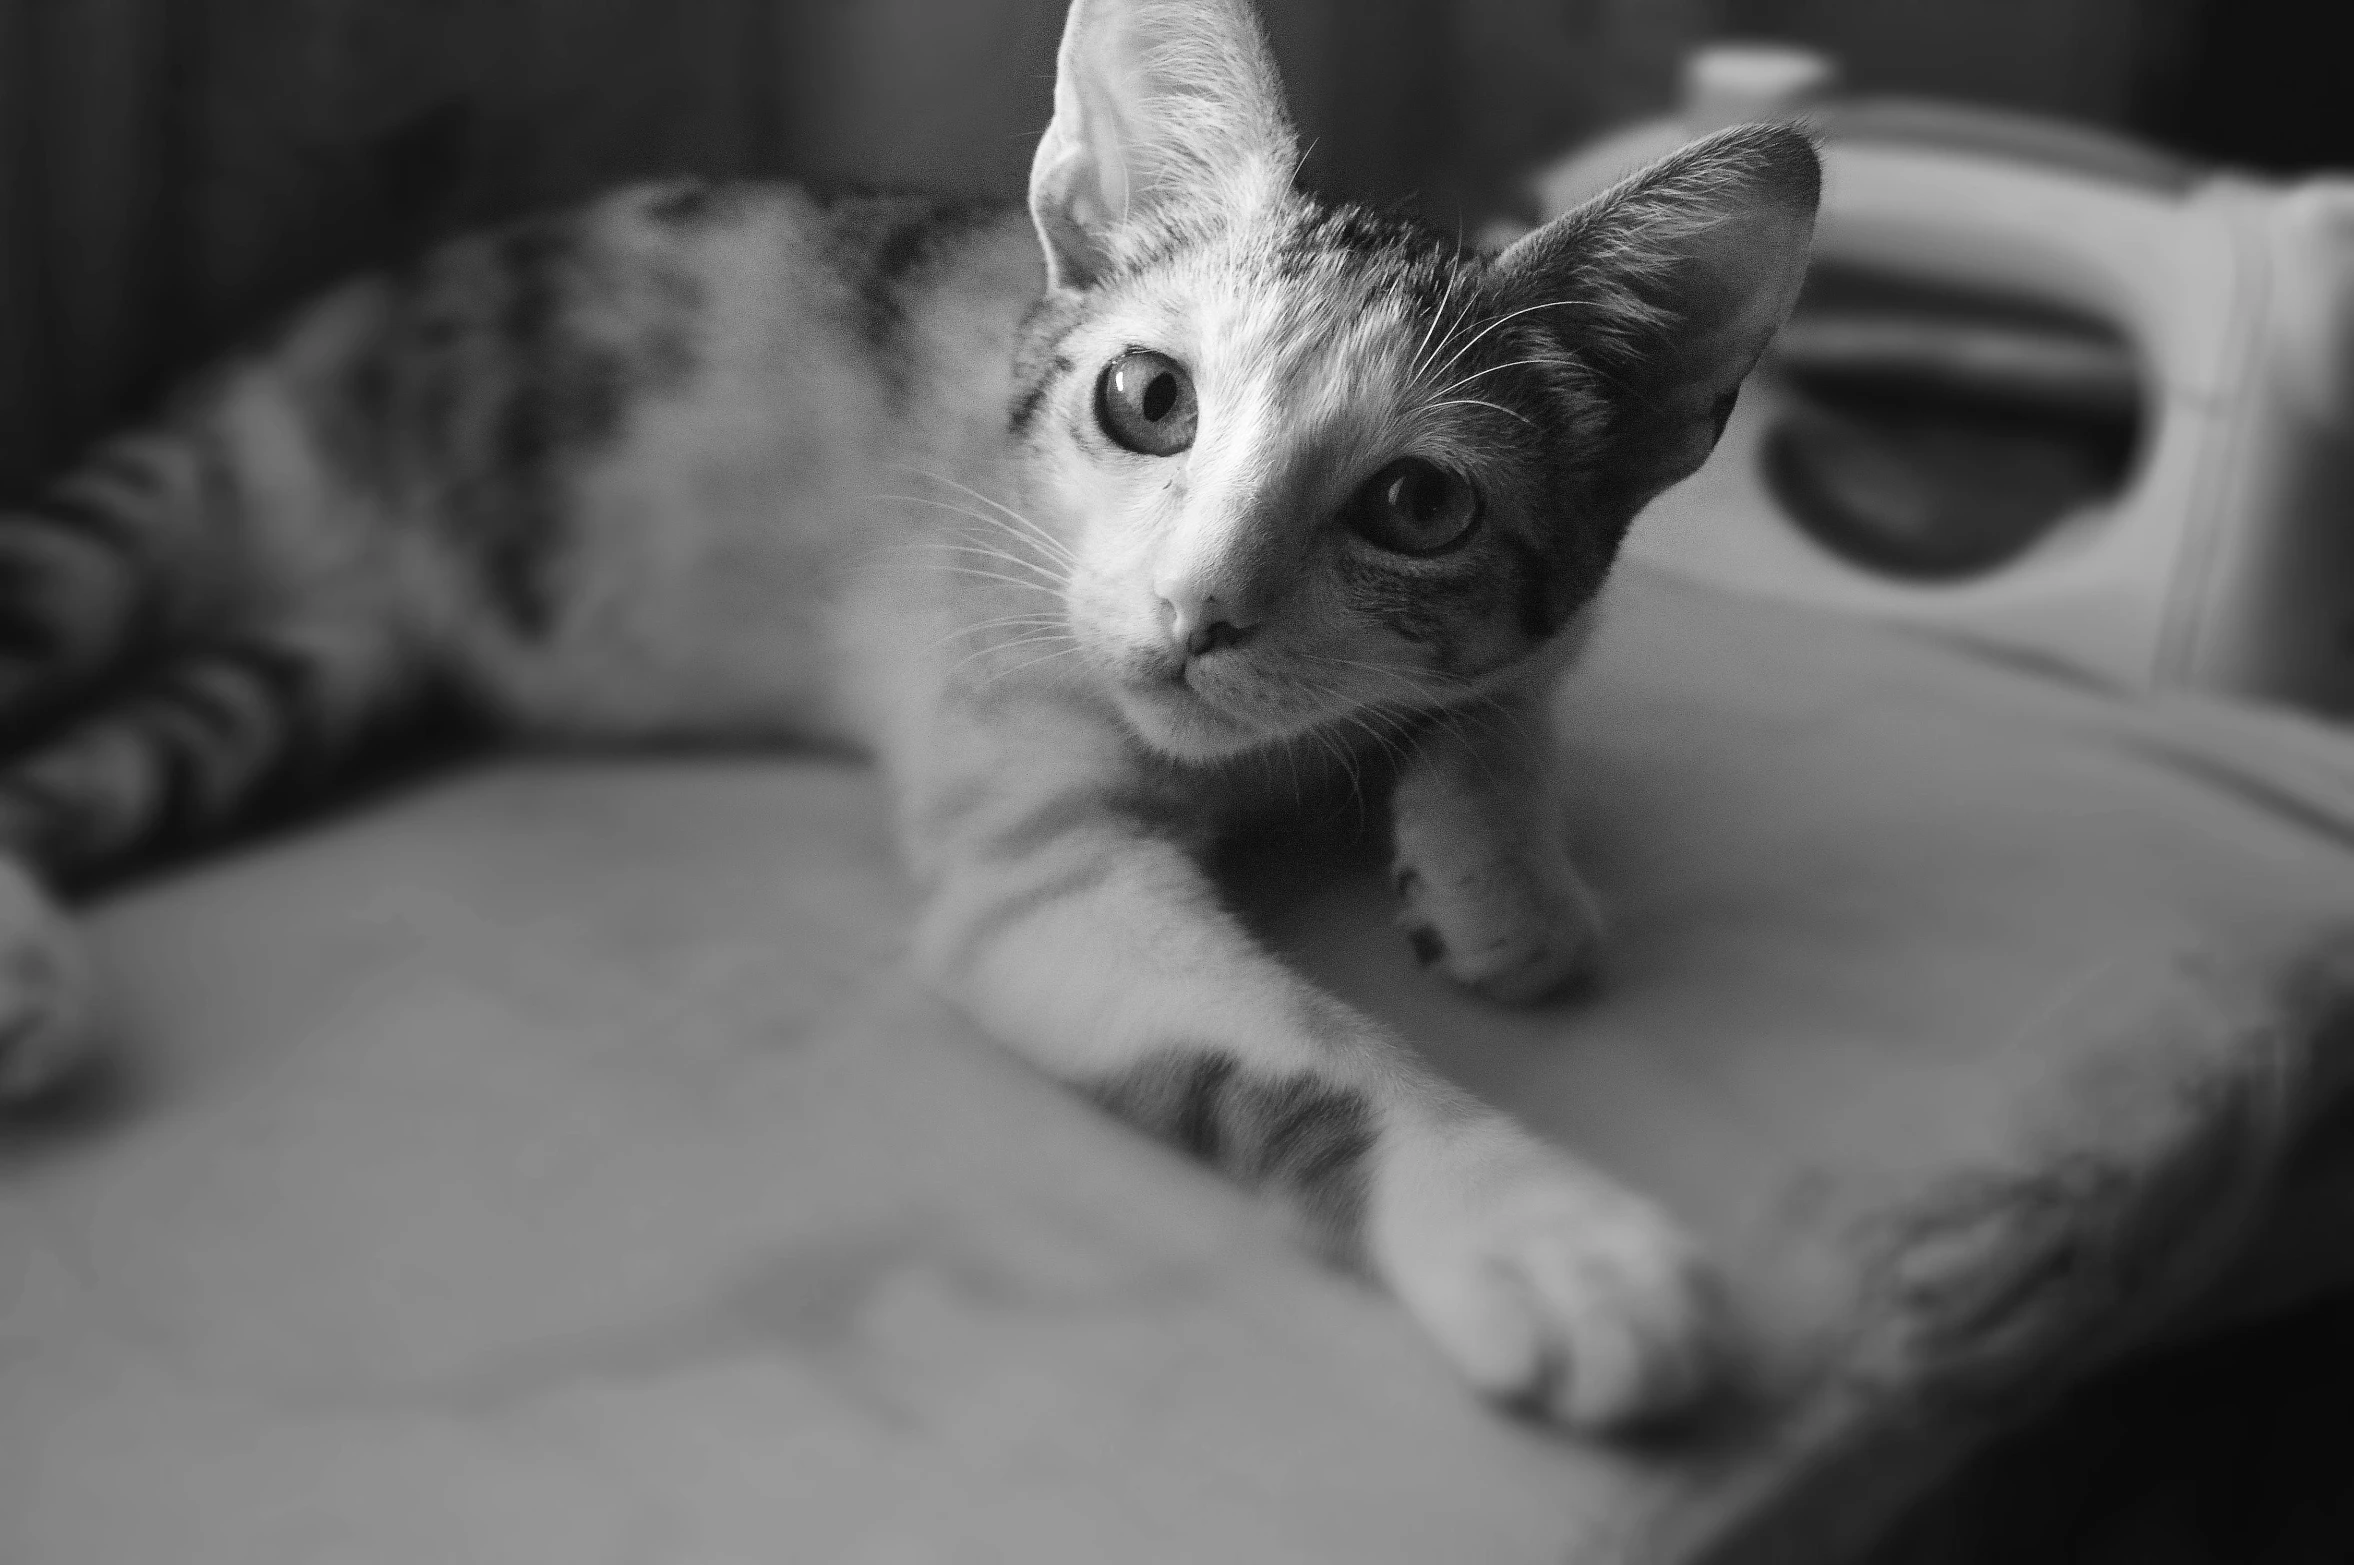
xmin=0 ymin=0 xmax=1817 ymax=1430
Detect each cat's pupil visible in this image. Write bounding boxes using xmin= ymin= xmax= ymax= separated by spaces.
xmin=1142 ymin=373 xmax=1177 ymax=422
xmin=1390 ymin=467 xmax=1439 ymax=520
xmin=1344 ymin=456 xmax=1480 ymax=556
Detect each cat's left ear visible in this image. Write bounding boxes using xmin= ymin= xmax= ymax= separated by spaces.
xmin=1491 ymin=122 xmax=1821 ymax=511
xmin=1029 ymin=0 xmax=1299 ymax=293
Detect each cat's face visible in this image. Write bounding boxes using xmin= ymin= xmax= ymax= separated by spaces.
xmin=1017 ymin=207 xmax=1610 ymax=762
xmin=1017 ymin=0 xmax=1818 ymax=764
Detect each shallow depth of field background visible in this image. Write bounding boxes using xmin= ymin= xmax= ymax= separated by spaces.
xmin=1 ymin=0 xmax=2344 ymax=503
xmin=4 ymin=3 xmax=2352 ymax=1559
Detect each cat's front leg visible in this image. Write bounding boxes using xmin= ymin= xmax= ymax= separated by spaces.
xmin=910 ymin=774 xmax=1723 ymax=1428
xmin=1391 ymin=688 xmax=1607 ymax=1005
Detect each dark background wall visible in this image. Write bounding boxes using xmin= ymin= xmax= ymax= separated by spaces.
xmin=2 ymin=0 xmax=2346 ymax=497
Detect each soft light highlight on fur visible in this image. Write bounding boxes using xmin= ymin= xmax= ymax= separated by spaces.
xmin=0 ymin=0 xmax=1818 ymax=1431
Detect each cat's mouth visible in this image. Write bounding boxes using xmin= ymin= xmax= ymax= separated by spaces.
xmin=1088 ymin=623 xmax=1313 ymax=761
xmin=1115 ymin=662 xmax=1270 ymax=760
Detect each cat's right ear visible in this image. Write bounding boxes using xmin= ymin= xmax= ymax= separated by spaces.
xmin=1028 ymin=0 xmax=1299 ymax=293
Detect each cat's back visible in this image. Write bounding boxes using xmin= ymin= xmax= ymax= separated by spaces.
xmin=257 ymin=177 xmax=1043 ymax=743
xmin=303 ymin=176 xmax=1038 ymax=477
xmin=539 ymin=178 xmax=1041 ymax=414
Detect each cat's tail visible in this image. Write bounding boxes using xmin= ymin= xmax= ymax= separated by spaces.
xmin=0 ymin=619 xmax=424 ymax=888
xmin=0 ymin=605 xmax=423 ymax=1095
xmin=0 ymin=305 xmax=460 ymax=1094
xmin=0 ymin=278 xmax=456 ymax=892
xmin=0 ymin=426 xmax=224 ymax=731
xmin=3 ymin=518 xmax=419 ymax=894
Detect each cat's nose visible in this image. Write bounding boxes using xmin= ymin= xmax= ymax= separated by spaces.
xmin=1160 ymin=593 xmax=1257 ymax=657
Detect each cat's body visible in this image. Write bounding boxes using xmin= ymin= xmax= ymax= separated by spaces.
xmin=0 ymin=0 xmax=1818 ymax=1430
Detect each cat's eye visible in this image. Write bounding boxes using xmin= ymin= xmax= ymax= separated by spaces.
xmin=1343 ymin=457 xmax=1481 ymax=556
xmin=1095 ymin=351 xmax=1198 ymax=456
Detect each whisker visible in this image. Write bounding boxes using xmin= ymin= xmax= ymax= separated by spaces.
xmin=1287 ymin=134 xmax=1323 ymax=192
xmin=1343 ymin=714 xmax=1415 ymax=787
xmin=867 ymin=492 xmax=1080 ymax=573
xmin=1421 ymin=397 xmax=1536 ymax=430
xmin=1432 ymin=356 xmax=1561 ymax=400
xmin=945 ymin=628 xmax=1078 ymax=682
xmin=1454 ymin=685 xmax=1543 ymax=748
xmin=850 ymin=542 xmax=1042 ymax=592
xmin=892 ymin=468 xmax=1082 ymax=569
xmin=1335 ymin=707 xmax=1399 ymax=763
xmin=932 ymin=563 xmax=1071 ymax=596
xmin=1294 ymin=650 xmax=1459 ymax=705
xmin=1306 ymin=722 xmax=1368 ymax=828
xmin=870 ymin=491 xmax=1078 ymax=576
xmin=1352 ymin=701 xmax=1424 ymax=753
xmin=1295 ymin=652 xmax=1544 ymax=762
xmin=927 ymin=542 xmax=1069 ymax=587
xmin=1406 ymin=260 xmax=1468 ymax=385
xmin=980 ymin=642 xmax=1088 ymax=688
xmin=1424 ymin=296 xmax=1592 ymax=392
xmin=926 ymin=613 xmax=1071 ymax=654
xmin=1438 ymin=295 xmax=1586 ymax=361
xmin=1415 ymin=258 xmax=1490 ymax=387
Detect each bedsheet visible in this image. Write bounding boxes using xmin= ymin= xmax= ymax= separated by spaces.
xmin=4 ymin=564 xmax=2351 ymax=1564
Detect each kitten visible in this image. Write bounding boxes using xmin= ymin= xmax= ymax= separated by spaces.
xmin=0 ymin=0 xmax=1817 ymax=1428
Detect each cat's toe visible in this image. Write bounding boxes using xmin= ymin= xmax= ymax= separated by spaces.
xmin=1451 ymin=920 xmax=1603 ymax=1006
xmin=1373 ymin=1127 xmax=1728 ymax=1430
xmin=0 ymin=860 xmax=95 ymax=1103
xmin=1393 ymin=861 xmax=1604 ymax=1006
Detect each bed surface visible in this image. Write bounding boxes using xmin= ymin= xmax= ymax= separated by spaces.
xmin=4 ymin=565 xmax=2351 ymax=1564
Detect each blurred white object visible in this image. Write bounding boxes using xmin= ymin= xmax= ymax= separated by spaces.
xmin=1533 ymin=45 xmax=2354 ymax=713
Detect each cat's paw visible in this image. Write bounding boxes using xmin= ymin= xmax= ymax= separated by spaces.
xmin=1392 ymin=853 xmax=1605 ymax=1005
xmin=1370 ymin=1118 xmax=1726 ymax=1429
xmin=0 ymin=857 xmax=94 ymax=1102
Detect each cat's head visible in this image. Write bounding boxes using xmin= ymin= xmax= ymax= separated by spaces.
xmin=1012 ymin=0 xmax=1818 ymax=762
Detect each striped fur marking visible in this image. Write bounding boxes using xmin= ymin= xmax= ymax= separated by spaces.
xmin=1006 ymin=292 xmax=1087 ymax=439
xmin=819 ymin=192 xmax=998 ymax=411
xmin=10 ymin=487 xmax=147 ymax=555
xmin=476 ymin=217 xmax=624 ymax=635
xmin=1007 ymin=353 xmax=1073 ymax=438
xmin=0 ymin=495 xmax=155 ymax=721
xmin=0 ymin=635 xmax=379 ymax=887
xmin=643 ymin=177 xmax=755 ymax=232
xmin=0 ymin=855 xmax=96 ymax=1103
xmin=346 ymin=207 xmax=705 ymax=640
xmin=1088 ymin=1046 xmax=1376 ymax=1259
